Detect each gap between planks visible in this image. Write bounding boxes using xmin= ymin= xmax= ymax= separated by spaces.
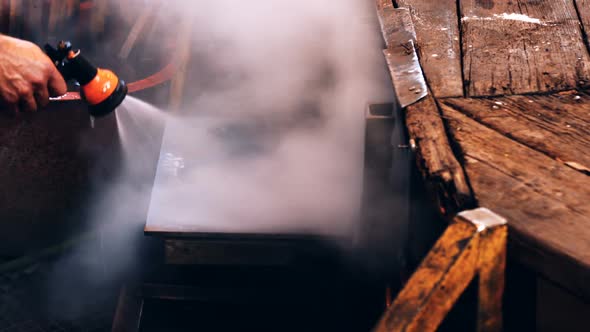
xmin=441 ymin=104 xmax=590 ymax=300
xmin=439 ymin=90 xmax=590 ymax=177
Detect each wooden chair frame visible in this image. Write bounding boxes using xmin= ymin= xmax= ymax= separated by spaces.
xmin=374 ymin=208 xmax=507 ymax=332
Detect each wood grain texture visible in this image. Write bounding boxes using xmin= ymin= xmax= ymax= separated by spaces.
xmin=165 ymin=239 xmax=296 ymax=266
xmin=461 ymin=0 xmax=590 ymax=96
xmin=374 ymin=219 xmax=479 ymax=332
xmin=406 ymin=94 xmax=474 ymax=214
xmin=477 ymin=224 xmax=507 ymax=332
xmin=442 ymin=92 xmax=590 ymax=175
xmin=396 ymin=0 xmax=464 ymax=97
xmin=440 ymin=104 xmax=590 ymax=300
xmin=376 ymin=0 xmax=394 ymax=11
xmin=112 ymin=286 xmax=142 ymax=332
xmin=575 ymin=0 xmax=590 ymax=42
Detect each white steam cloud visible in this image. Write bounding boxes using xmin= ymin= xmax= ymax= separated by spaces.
xmin=45 ymin=0 xmax=395 ymax=318
xmin=107 ymin=0 xmax=392 ymax=239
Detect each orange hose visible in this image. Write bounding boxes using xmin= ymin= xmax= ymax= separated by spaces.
xmin=51 ymin=59 xmax=177 ymax=102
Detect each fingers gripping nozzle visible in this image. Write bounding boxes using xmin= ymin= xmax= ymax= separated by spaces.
xmin=45 ymin=41 xmax=128 ymax=117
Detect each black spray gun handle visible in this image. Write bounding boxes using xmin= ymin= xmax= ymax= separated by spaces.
xmin=44 ymin=41 xmax=74 ymax=81
xmin=44 ymin=41 xmax=98 ymax=85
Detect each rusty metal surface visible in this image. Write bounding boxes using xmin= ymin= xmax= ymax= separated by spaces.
xmin=0 ymin=101 xmax=120 ymax=256
xmin=373 ymin=208 xmax=508 ymax=332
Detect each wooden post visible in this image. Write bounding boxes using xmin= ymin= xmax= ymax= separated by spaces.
xmin=458 ymin=209 xmax=508 ymax=332
xmin=169 ymin=17 xmax=193 ymax=111
xmin=119 ymin=5 xmax=155 ymax=59
xmin=0 ymin=0 xmax=13 ymax=35
xmin=66 ymin=0 xmax=78 ymax=17
xmin=48 ymin=0 xmax=66 ymax=34
xmin=27 ymin=0 xmax=43 ymax=38
xmin=373 ymin=208 xmax=508 ymax=332
xmin=8 ymin=0 xmax=19 ymax=36
xmin=91 ymin=0 xmax=108 ymax=36
xmin=112 ymin=285 xmax=143 ymax=332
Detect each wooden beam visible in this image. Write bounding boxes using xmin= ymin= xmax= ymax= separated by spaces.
xmin=8 ymin=0 xmax=19 ymax=36
xmin=405 ymin=94 xmax=474 ymax=215
xmin=48 ymin=0 xmax=66 ymax=34
xmin=27 ymin=0 xmax=43 ymax=39
xmin=440 ymin=103 xmax=590 ymax=300
xmin=460 ymin=0 xmax=590 ymax=96
xmin=91 ymin=0 xmax=108 ymax=35
xmin=169 ymin=17 xmax=192 ymax=111
xmin=374 ymin=218 xmax=479 ymax=332
xmin=164 ymin=239 xmax=296 ymax=266
xmin=0 ymin=1 xmax=5 ymax=34
xmin=66 ymin=0 xmax=78 ymax=17
xmin=375 ymin=3 xmax=473 ymax=214
xmin=119 ymin=5 xmax=154 ymax=59
xmin=374 ymin=208 xmax=507 ymax=332
xmin=458 ymin=209 xmax=507 ymax=332
xmin=112 ymin=286 xmax=143 ymax=332
xmin=442 ymin=92 xmax=590 ymax=175
xmin=574 ymin=1 xmax=590 ymax=51
xmin=396 ymin=0 xmax=463 ymax=97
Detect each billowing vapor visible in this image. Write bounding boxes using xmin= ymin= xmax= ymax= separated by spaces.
xmin=130 ymin=0 xmax=392 ymax=238
xmin=45 ymin=0 xmax=395 ymax=319
xmin=93 ymin=0 xmax=396 ymax=262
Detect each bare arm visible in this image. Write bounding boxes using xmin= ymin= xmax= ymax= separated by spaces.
xmin=0 ymin=35 xmax=67 ymax=113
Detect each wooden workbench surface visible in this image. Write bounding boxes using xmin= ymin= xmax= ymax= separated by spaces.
xmin=378 ymin=0 xmax=590 ymax=300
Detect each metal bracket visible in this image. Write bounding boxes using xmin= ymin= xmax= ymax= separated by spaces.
xmin=376 ymin=6 xmax=428 ymax=108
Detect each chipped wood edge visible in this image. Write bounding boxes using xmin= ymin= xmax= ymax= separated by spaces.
xmin=375 ymin=1 xmax=474 ymax=214
xmin=406 ymin=94 xmax=474 ymax=214
xmin=459 ymin=208 xmax=508 ymax=332
xmin=373 ymin=218 xmax=479 ymax=332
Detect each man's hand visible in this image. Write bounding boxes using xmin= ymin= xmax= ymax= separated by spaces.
xmin=0 ymin=35 xmax=67 ymax=113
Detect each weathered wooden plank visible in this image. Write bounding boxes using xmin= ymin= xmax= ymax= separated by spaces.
xmin=112 ymin=286 xmax=143 ymax=332
xmin=406 ymin=94 xmax=474 ymax=215
xmin=27 ymin=0 xmax=43 ymax=37
xmin=169 ymin=17 xmax=192 ymax=110
xmin=374 ymin=219 xmax=479 ymax=332
xmin=461 ymin=0 xmax=590 ymax=96
xmin=476 ymin=218 xmax=507 ymax=332
xmin=396 ymin=0 xmax=463 ymax=97
xmin=443 ymin=92 xmax=590 ymax=175
xmin=375 ymin=208 xmax=508 ymax=332
xmin=8 ymin=0 xmax=20 ymax=36
xmin=575 ymin=0 xmax=590 ymax=44
xmin=440 ymin=103 xmax=590 ymax=300
xmin=376 ymin=0 xmax=394 ymax=12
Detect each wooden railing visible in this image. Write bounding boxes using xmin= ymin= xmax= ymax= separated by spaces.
xmin=374 ymin=208 xmax=507 ymax=332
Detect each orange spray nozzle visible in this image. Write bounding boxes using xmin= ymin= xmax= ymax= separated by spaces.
xmin=45 ymin=41 xmax=128 ymax=117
